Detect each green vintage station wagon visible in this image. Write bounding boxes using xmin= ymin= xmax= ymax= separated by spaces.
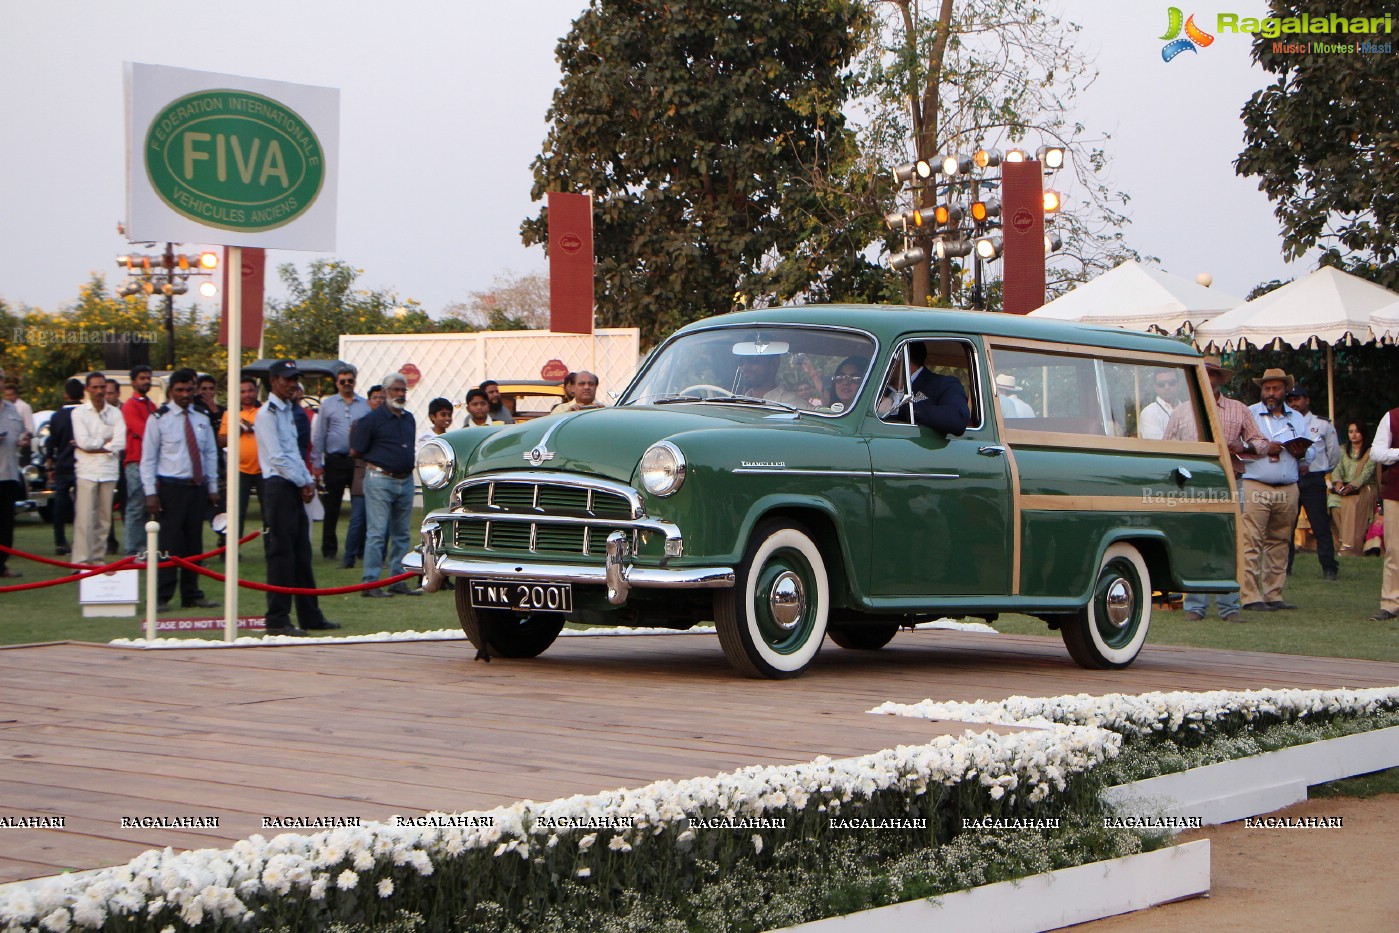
xmin=406 ymin=306 xmax=1238 ymax=678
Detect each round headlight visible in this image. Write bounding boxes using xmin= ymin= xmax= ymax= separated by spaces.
xmin=639 ymin=442 xmax=686 ymax=497
xmin=416 ymin=438 xmax=455 ymax=489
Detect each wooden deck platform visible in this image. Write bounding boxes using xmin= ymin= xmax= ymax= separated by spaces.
xmin=2 ymin=629 xmax=1398 ymax=885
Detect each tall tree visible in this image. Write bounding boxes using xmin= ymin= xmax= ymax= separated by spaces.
xmin=860 ymin=0 xmax=1141 ymax=305
xmin=443 ymin=270 xmax=551 ymax=331
xmin=522 ymin=0 xmax=873 ymax=347
xmin=262 ymin=260 xmax=429 ymax=359
xmin=1235 ymin=0 xmax=1399 ymax=289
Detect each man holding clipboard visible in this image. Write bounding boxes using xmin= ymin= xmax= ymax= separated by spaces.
xmin=1239 ymin=368 xmax=1315 ymax=612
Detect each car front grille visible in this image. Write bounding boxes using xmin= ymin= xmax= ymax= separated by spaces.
xmin=449 ymin=474 xmax=644 ymax=558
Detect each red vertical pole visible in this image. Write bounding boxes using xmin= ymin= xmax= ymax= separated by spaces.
xmin=218 ymin=247 xmax=265 ymax=348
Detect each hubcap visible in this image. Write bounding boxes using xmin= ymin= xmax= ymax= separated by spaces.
xmin=1105 ymin=578 xmax=1133 ymax=627
xmin=1095 ymin=556 xmax=1142 ymax=649
xmin=769 ymin=571 xmax=805 ymax=630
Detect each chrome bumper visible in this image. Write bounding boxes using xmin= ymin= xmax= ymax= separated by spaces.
xmin=405 ymin=520 xmax=734 ymax=605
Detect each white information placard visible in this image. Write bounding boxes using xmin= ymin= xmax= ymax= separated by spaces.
xmin=80 ymin=569 xmax=141 ymax=618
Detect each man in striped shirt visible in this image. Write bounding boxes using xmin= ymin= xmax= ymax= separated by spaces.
xmin=1165 ymin=357 xmax=1267 ymax=623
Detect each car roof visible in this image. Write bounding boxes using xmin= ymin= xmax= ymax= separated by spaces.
xmin=675 ymin=304 xmax=1201 ymax=359
xmin=493 ymin=382 xmax=568 ymax=396
xmin=242 ymin=359 xmax=352 ymax=378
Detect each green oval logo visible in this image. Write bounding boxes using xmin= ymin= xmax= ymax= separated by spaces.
xmin=144 ymin=88 xmax=325 ymax=233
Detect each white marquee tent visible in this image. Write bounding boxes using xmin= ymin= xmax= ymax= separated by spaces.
xmin=1193 ymin=265 xmax=1399 ymax=421
xmin=1027 ymin=260 xmax=1243 ymax=335
xmin=1369 ymin=297 xmax=1399 ymax=345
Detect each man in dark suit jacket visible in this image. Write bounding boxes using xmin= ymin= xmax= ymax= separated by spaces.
xmin=44 ymin=379 xmax=85 ymax=554
xmin=884 ymin=342 xmax=971 ymax=436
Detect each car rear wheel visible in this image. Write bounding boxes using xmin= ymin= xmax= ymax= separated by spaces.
xmin=715 ymin=520 xmax=829 ymax=678
xmin=1061 ymin=542 xmax=1152 ymax=670
xmin=455 ymin=584 xmax=566 ymax=659
xmin=828 ymin=623 xmax=899 ymax=650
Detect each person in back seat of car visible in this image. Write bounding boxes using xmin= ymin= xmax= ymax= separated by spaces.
xmin=479 ymin=380 xmax=516 ymax=424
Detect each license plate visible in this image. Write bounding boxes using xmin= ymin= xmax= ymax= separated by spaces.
xmin=469 ymin=580 xmax=573 ymax=614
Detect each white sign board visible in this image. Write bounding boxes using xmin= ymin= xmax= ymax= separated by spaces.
xmin=125 ymin=62 xmax=339 ymax=250
xmin=79 ymin=569 xmax=140 ymax=618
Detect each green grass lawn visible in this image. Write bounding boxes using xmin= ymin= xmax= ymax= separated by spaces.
xmin=0 ymin=504 xmax=462 ymax=645
xmin=3 ymin=508 xmax=1397 ymax=662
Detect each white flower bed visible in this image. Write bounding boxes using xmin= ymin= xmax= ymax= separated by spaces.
xmin=3 ymin=684 xmax=1394 ymax=931
xmin=871 ymin=686 xmax=1399 ymax=737
xmin=0 ymin=725 xmax=1111 ymax=930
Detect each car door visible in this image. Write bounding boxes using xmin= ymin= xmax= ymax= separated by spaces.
xmin=863 ymin=336 xmax=1012 ymax=598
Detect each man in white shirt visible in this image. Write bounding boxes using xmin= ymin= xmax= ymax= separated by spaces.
xmin=995 ymin=374 xmax=1035 ymax=419
xmin=0 ymin=371 xmax=30 ymax=579
xmin=71 ymin=372 xmax=126 ymax=565
xmin=1 ymin=382 xmax=34 ymax=434
xmin=1137 ymin=368 xmax=1183 ymax=440
xmin=140 ymin=369 xmax=220 ymax=612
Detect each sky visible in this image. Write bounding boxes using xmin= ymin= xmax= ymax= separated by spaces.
xmin=0 ymin=2 xmax=1350 ymax=321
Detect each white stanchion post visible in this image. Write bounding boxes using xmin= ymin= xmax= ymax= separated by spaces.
xmin=144 ymin=520 xmax=160 ymax=641
xmin=225 ymin=245 xmax=243 ymax=644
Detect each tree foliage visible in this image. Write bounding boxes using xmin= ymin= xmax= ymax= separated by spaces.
xmin=261 ymin=259 xmax=437 ymax=360
xmin=523 ymin=0 xmax=877 ymax=347
xmin=1236 ymin=0 xmax=1399 ymax=289
xmin=859 ymin=0 xmax=1144 ymax=305
xmin=443 ymin=270 xmax=551 ymax=331
xmin=1 ymin=280 xmax=192 ymax=411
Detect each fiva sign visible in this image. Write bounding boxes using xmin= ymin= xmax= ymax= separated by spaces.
xmin=145 ymin=89 xmax=325 ymax=233
xmin=127 ymin=63 xmax=339 ymax=250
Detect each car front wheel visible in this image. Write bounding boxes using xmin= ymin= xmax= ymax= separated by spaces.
xmin=455 ymin=585 xmax=566 ymax=659
xmin=1061 ymin=542 xmax=1152 ymax=670
xmin=715 ymin=520 xmax=830 ymax=678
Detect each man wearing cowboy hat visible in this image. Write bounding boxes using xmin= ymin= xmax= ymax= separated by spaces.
xmin=1239 ymin=367 xmax=1315 ymax=613
xmin=1166 ymin=356 xmax=1267 ymax=622
xmin=995 ymin=374 xmax=1035 ymax=419
xmin=1284 ymin=384 xmax=1341 ymax=581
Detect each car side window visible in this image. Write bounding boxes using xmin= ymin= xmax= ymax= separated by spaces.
xmin=993 ymin=348 xmax=1213 ymax=443
xmin=876 ymin=337 xmax=980 ymax=431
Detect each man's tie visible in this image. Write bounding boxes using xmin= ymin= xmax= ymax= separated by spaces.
xmin=183 ymin=411 xmax=204 ymax=486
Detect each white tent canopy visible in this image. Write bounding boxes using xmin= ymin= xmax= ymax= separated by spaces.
xmin=1194 ymin=265 xmax=1399 ymax=352
xmin=1369 ymin=297 xmax=1399 ymax=345
xmin=1028 ymin=260 xmax=1243 ymax=335
xmin=1193 ymin=265 xmax=1399 ymax=423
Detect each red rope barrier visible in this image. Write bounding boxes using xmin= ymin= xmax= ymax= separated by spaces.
xmin=0 ymin=530 xmax=263 ymax=574
xmin=165 ymin=554 xmax=416 ymax=596
xmin=0 ymin=556 xmax=139 ymax=593
xmin=0 ymin=532 xmax=414 ymax=598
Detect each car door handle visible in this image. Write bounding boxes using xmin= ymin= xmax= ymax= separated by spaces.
xmin=977 ymin=445 xmax=1006 ymax=457
xmin=1173 ymin=466 xmax=1193 ymax=487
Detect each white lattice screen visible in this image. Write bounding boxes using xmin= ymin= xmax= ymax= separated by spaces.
xmin=337 ymin=329 xmax=641 ymax=428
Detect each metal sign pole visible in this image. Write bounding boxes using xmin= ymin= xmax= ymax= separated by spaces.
xmin=224 ymin=246 xmax=243 ymax=643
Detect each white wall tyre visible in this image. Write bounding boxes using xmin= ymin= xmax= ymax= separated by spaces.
xmin=715 ymin=520 xmax=830 ymax=679
xmin=1061 ymin=541 xmax=1152 ymax=670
